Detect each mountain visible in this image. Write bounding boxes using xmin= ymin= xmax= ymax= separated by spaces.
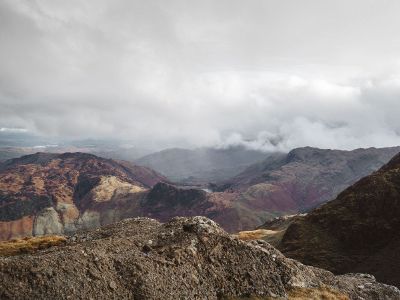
xmin=219 ymin=146 xmax=400 ymax=214
xmin=0 ymin=151 xmax=253 ymax=239
xmin=1 ymin=216 xmax=399 ymax=300
xmin=269 ymin=152 xmax=400 ymax=288
xmin=0 ymin=144 xmax=151 ymax=163
xmin=135 ymin=146 xmax=269 ymax=184
xmin=0 ymin=151 xmax=267 ymax=239
xmin=3 ymin=147 xmax=400 ymax=240
xmin=0 ymin=152 xmax=167 ymax=240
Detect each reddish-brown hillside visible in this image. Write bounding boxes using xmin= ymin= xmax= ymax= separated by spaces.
xmin=220 ymin=146 xmax=400 ymax=213
xmin=0 ymin=152 xmax=167 ymax=240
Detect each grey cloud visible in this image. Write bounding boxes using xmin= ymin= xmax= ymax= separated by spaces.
xmin=1 ymin=0 xmax=400 ymax=151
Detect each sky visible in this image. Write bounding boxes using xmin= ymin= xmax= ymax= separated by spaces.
xmin=2 ymin=0 xmax=400 ymax=151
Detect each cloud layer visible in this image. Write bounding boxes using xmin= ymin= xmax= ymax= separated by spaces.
xmin=2 ymin=0 xmax=400 ymax=151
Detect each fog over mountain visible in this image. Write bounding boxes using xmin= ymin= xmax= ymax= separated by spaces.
xmin=2 ymin=0 xmax=400 ymax=151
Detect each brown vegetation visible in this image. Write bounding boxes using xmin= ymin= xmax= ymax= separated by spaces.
xmin=235 ymin=229 xmax=279 ymax=241
xmin=288 ymin=286 xmax=349 ymax=300
xmin=0 ymin=235 xmax=66 ymax=256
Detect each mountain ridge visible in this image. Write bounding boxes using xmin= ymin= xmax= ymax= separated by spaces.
xmin=270 ymin=151 xmax=400 ymax=287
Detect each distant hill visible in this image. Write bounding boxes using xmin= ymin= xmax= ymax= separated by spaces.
xmin=219 ymin=146 xmax=400 ymax=213
xmin=0 ymin=145 xmax=151 ymax=163
xmin=135 ymin=146 xmax=269 ymax=184
xmin=0 ymin=152 xmax=167 ymax=240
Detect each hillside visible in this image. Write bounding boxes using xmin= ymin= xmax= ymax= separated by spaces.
xmin=135 ymin=146 xmax=268 ymax=184
xmin=0 ymin=152 xmax=167 ymax=240
xmin=1 ymin=216 xmax=399 ymax=300
xmin=220 ymin=146 xmax=400 ymax=213
xmin=274 ymin=152 xmax=400 ymax=287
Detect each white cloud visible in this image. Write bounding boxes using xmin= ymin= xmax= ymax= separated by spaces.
xmin=1 ymin=0 xmax=400 ymax=151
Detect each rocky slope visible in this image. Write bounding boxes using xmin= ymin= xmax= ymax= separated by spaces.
xmin=136 ymin=146 xmax=268 ymax=184
xmin=273 ymin=152 xmax=400 ymax=288
xmin=1 ymin=216 xmax=399 ymax=300
xmin=220 ymin=146 xmax=400 ymax=214
xmin=0 ymin=152 xmax=167 ymax=240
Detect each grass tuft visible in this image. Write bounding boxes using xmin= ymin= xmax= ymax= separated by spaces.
xmin=0 ymin=235 xmax=66 ymax=256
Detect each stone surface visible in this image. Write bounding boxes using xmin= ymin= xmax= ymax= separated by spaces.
xmin=1 ymin=216 xmax=399 ymax=300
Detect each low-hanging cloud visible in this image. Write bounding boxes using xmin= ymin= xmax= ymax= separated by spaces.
xmin=2 ymin=0 xmax=400 ymax=151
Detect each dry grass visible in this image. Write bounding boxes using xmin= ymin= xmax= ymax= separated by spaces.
xmin=235 ymin=229 xmax=279 ymax=241
xmin=0 ymin=235 xmax=66 ymax=257
xmin=288 ymin=286 xmax=349 ymax=300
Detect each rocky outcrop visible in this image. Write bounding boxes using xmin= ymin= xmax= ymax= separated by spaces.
xmin=1 ymin=216 xmax=399 ymax=300
xmin=274 ymin=152 xmax=400 ymax=288
xmin=33 ymin=207 xmax=64 ymax=236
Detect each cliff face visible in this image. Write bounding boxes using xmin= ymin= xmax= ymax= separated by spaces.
xmin=0 ymin=152 xmax=167 ymax=240
xmin=276 ymin=152 xmax=400 ymax=288
xmin=1 ymin=216 xmax=399 ymax=300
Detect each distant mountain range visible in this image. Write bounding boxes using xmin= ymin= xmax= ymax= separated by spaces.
xmin=1 ymin=146 xmax=399 ymax=240
xmin=219 ymin=146 xmax=400 ymax=212
xmin=135 ymin=146 xmax=269 ymax=184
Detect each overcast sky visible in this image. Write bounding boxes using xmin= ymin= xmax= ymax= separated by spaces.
xmin=2 ymin=0 xmax=400 ymax=151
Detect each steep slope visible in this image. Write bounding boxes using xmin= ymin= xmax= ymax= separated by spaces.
xmin=0 ymin=152 xmax=167 ymax=240
xmin=136 ymin=146 xmax=268 ymax=184
xmin=1 ymin=216 xmax=399 ymax=300
xmin=221 ymin=146 xmax=400 ymax=214
xmin=276 ymin=152 xmax=400 ymax=287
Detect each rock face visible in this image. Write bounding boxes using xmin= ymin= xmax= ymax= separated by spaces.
xmin=0 ymin=152 xmax=167 ymax=240
xmin=1 ymin=216 xmax=399 ymax=300
xmin=275 ymin=152 xmax=400 ymax=288
xmin=220 ymin=146 xmax=400 ymax=214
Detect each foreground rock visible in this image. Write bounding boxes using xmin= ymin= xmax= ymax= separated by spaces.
xmin=1 ymin=217 xmax=399 ymax=300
